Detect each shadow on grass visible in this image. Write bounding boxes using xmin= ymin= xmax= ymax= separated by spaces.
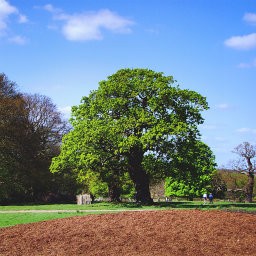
xmin=99 ymin=201 xmax=256 ymax=210
xmin=153 ymin=201 xmax=256 ymax=210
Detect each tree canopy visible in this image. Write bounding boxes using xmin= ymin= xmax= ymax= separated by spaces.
xmin=165 ymin=140 xmax=216 ymax=199
xmin=0 ymin=73 xmax=74 ymax=203
xmin=232 ymin=142 xmax=256 ymax=202
xmin=51 ymin=68 xmax=212 ymax=204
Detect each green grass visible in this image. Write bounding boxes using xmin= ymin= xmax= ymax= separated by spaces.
xmin=0 ymin=201 xmax=255 ymax=228
xmin=0 ymin=212 xmax=94 ymax=228
xmin=0 ymin=202 xmax=122 ymax=211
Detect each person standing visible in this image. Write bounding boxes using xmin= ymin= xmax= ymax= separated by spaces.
xmin=209 ymin=193 xmax=213 ymax=204
xmin=203 ymin=193 xmax=207 ymax=204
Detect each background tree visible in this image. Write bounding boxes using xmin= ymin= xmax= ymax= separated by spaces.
xmin=210 ymin=171 xmax=227 ymax=199
xmin=20 ymin=93 xmax=72 ymax=201
xmin=232 ymin=142 xmax=255 ymax=202
xmin=164 ymin=140 xmax=216 ymax=200
xmin=51 ymin=68 xmax=210 ymax=204
xmin=215 ymin=169 xmax=253 ymax=201
xmin=0 ymin=73 xmax=75 ymax=204
xmin=0 ymin=73 xmax=29 ymax=202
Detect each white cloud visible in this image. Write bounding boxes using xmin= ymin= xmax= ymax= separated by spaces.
xmin=43 ymin=5 xmax=134 ymax=41
xmin=43 ymin=4 xmax=56 ymax=13
xmin=237 ymin=59 xmax=256 ymax=68
xmin=18 ymin=14 xmax=28 ymax=23
xmin=0 ymin=0 xmax=17 ymax=30
xmin=243 ymin=13 xmax=256 ymax=25
xmin=0 ymin=0 xmax=28 ymax=42
xmin=236 ymin=127 xmax=256 ymax=134
xmin=8 ymin=35 xmax=27 ymax=45
xmin=62 ymin=10 xmax=134 ymax=41
xmin=214 ymin=137 xmax=227 ymax=142
xmin=215 ymin=103 xmax=231 ymax=110
xmin=224 ymin=33 xmax=256 ymax=50
xmin=145 ymin=27 xmax=160 ymax=35
xmin=200 ymin=124 xmax=217 ymax=130
xmin=58 ymin=106 xmax=71 ymax=118
xmin=42 ymin=4 xmax=62 ymax=14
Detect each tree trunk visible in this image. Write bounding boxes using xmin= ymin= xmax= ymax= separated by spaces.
xmin=245 ymin=172 xmax=254 ymax=203
xmin=128 ymin=145 xmax=153 ymax=205
xmin=108 ymin=182 xmax=121 ymax=202
xmin=245 ymin=157 xmax=254 ymax=203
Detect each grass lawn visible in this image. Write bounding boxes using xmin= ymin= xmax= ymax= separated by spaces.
xmin=0 ymin=212 xmax=95 ymax=228
xmin=0 ymin=201 xmax=255 ymax=228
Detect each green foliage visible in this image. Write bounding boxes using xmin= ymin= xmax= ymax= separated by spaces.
xmin=76 ymin=170 xmax=109 ymax=198
xmin=0 ymin=73 xmax=76 ymax=204
xmin=219 ymin=170 xmax=248 ymax=190
xmin=51 ymin=68 xmax=210 ymax=203
xmin=217 ymin=169 xmax=256 ymax=201
xmin=0 ymin=74 xmax=30 ymax=203
xmin=165 ymin=140 xmax=216 ymax=199
xmin=210 ymin=171 xmax=227 ymax=199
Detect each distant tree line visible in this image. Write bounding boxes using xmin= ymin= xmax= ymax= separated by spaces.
xmin=210 ymin=142 xmax=256 ymax=202
xmin=0 ymin=73 xmax=78 ymax=204
xmin=211 ymin=168 xmax=256 ymax=201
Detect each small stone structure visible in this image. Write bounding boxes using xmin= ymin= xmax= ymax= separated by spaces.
xmin=76 ymin=194 xmax=92 ymax=205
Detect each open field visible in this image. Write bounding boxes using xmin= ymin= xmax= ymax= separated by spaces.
xmin=0 ymin=201 xmax=256 ymax=228
xmin=1 ymin=209 xmax=256 ymax=256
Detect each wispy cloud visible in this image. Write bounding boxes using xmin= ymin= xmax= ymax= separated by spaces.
xmin=42 ymin=4 xmax=62 ymax=14
xmin=145 ymin=27 xmax=160 ymax=35
xmin=214 ymin=136 xmax=227 ymax=142
xmin=18 ymin=14 xmax=28 ymax=24
xmin=0 ymin=0 xmax=17 ymax=31
xmin=8 ymin=35 xmax=27 ymax=45
xmin=58 ymin=106 xmax=71 ymax=118
xmin=215 ymin=103 xmax=231 ymax=110
xmin=225 ymin=12 xmax=256 ymax=50
xmin=200 ymin=124 xmax=217 ymax=130
xmin=0 ymin=0 xmax=28 ymax=42
xmin=224 ymin=33 xmax=256 ymax=50
xmin=237 ymin=58 xmax=256 ymax=68
xmin=236 ymin=127 xmax=256 ymax=134
xmin=43 ymin=4 xmax=134 ymax=41
xmin=243 ymin=13 xmax=256 ymax=25
xmin=0 ymin=0 xmax=28 ymax=29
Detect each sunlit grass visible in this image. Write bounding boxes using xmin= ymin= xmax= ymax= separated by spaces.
xmin=0 ymin=201 xmax=255 ymax=228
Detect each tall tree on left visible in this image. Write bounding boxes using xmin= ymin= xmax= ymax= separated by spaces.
xmin=0 ymin=73 xmax=73 ymax=203
xmin=0 ymin=73 xmax=28 ymax=202
xmin=21 ymin=93 xmax=72 ymax=201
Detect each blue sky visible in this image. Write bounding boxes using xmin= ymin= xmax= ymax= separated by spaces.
xmin=1 ymin=0 xmax=256 ymax=167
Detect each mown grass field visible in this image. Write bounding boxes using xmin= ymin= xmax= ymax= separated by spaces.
xmin=0 ymin=201 xmax=255 ymax=228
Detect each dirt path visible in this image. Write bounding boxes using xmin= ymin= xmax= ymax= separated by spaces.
xmin=1 ymin=210 xmax=256 ymax=256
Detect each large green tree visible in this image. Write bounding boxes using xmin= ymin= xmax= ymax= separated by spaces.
xmin=51 ymin=68 xmax=209 ymax=204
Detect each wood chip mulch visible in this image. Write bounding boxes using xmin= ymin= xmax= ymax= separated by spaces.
xmin=0 ymin=210 xmax=256 ymax=256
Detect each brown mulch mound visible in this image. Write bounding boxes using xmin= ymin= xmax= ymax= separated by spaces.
xmin=0 ymin=210 xmax=256 ymax=256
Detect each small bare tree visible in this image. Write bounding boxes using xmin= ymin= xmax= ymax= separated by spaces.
xmin=232 ymin=142 xmax=255 ymax=202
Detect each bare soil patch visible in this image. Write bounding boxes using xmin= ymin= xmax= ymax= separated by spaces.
xmin=0 ymin=210 xmax=256 ymax=256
